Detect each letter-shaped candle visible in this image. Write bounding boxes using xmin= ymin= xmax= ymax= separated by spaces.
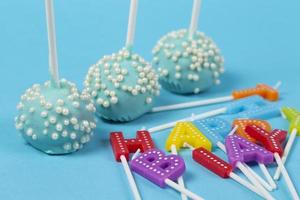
xmin=166 ymin=122 xmax=212 ymax=151
xmin=131 ymin=149 xmax=204 ymax=200
xmin=195 ymin=117 xmax=231 ymax=146
xmin=224 ymin=96 xmax=280 ymax=121
xmin=225 ymin=135 xmax=274 ymax=168
xmin=110 ymin=130 xmax=155 ymax=161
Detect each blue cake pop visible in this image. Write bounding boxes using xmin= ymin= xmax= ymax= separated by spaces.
xmin=15 ymin=80 xmax=96 ymax=154
xmin=84 ymin=48 xmax=160 ymax=122
xmin=84 ymin=0 xmax=160 ymax=122
xmin=15 ymin=0 xmax=96 ymax=154
xmin=152 ymin=0 xmax=224 ymax=94
xmin=152 ymin=29 xmax=224 ymax=94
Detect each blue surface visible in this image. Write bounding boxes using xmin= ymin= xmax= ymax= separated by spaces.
xmin=1 ymin=0 xmax=300 ymax=199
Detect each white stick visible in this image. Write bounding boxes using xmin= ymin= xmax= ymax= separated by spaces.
xmin=183 ymin=142 xmax=195 ymax=150
xmin=132 ymin=149 xmax=141 ymax=160
xmin=236 ymin=162 xmax=275 ymax=200
xmin=273 ymin=81 xmax=282 ymax=90
xmin=165 ymin=179 xmax=204 ymax=200
xmin=258 ymin=163 xmax=277 ymax=189
xmin=126 ymin=0 xmax=138 ymax=47
xmin=151 ymin=96 xmax=233 ymax=113
xmin=184 ymin=143 xmax=265 ymax=198
xmin=274 ymin=128 xmax=298 ymax=180
xmin=120 ymin=155 xmax=142 ymax=200
xmin=274 ymin=153 xmax=299 ymax=200
xmin=189 ymin=0 xmax=202 ymax=38
xmin=216 ymin=141 xmax=226 ymax=152
xmin=45 ymin=0 xmax=60 ymax=87
xmin=245 ymin=164 xmax=273 ymax=191
xmin=171 ymin=145 xmax=188 ymax=200
xmin=228 ymin=126 xmax=238 ymax=136
xmin=217 ymin=142 xmax=274 ymax=192
xmin=148 ymin=107 xmax=227 ymax=133
xmin=229 ymin=172 xmax=265 ymax=198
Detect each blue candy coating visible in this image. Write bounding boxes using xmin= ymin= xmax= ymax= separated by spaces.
xmin=152 ymin=29 xmax=224 ymax=94
xmin=84 ymin=48 xmax=160 ymax=122
xmin=15 ymin=80 xmax=97 ymax=154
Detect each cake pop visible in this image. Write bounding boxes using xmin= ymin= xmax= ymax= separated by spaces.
xmin=152 ymin=0 xmax=224 ymax=94
xmin=84 ymin=0 xmax=160 ymax=122
xmin=14 ymin=0 xmax=96 ymax=154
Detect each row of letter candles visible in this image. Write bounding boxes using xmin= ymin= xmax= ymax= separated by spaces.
xmin=110 ymin=106 xmax=300 ymax=200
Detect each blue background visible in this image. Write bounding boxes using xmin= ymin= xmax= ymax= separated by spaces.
xmin=1 ymin=0 xmax=300 ymax=199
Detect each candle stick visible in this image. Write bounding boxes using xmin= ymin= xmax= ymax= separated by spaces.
xmin=120 ymin=155 xmax=142 ymax=200
xmin=273 ymin=107 xmax=300 ymax=180
xmin=110 ymin=131 xmax=155 ymax=200
xmin=246 ymin=125 xmax=300 ymax=200
xmin=132 ymin=148 xmax=141 ymax=160
xmin=45 ymin=0 xmax=60 ymax=87
xmin=171 ymin=145 xmax=188 ymax=200
xmin=151 ymin=82 xmax=280 ymax=113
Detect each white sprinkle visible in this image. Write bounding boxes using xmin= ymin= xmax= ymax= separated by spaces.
xmin=70 ymin=117 xmax=78 ymax=125
xmin=51 ymin=132 xmax=59 ymax=140
xmin=146 ymin=97 xmax=152 ymax=104
xmin=70 ymin=132 xmax=77 ymax=139
xmin=26 ymin=128 xmax=33 ymax=136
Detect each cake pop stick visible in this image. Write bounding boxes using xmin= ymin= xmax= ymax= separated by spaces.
xmin=151 ymin=83 xmax=280 ymax=113
xmin=233 ymin=119 xmax=276 ymax=189
xmin=45 ymin=0 xmax=59 ymax=87
xmin=126 ymin=0 xmax=138 ymax=48
xmin=273 ymin=107 xmax=300 ymax=180
xmin=170 ymin=145 xmax=188 ymax=200
xmin=110 ymin=131 xmax=155 ymax=200
xmin=246 ymin=126 xmax=300 ymax=200
xmin=189 ymin=0 xmax=202 ymax=39
xmin=149 ymin=96 xmax=280 ymax=133
xmin=225 ymin=134 xmax=275 ymax=200
xmin=130 ymin=149 xmax=204 ymax=200
xmin=186 ymin=145 xmax=265 ymax=198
